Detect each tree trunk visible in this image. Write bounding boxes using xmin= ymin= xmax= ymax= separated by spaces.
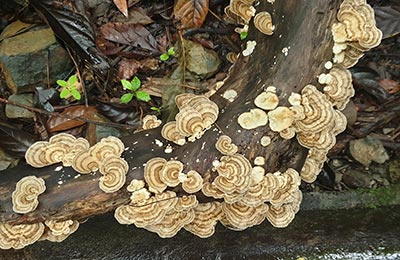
xmin=0 ymin=0 xmax=341 ymax=225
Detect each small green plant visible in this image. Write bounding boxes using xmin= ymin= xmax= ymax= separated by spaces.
xmin=240 ymin=31 xmax=248 ymax=40
xmin=57 ymin=74 xmax=81 ymax=100
xmin=120 ymin=76 xmax=151 ymax=103
xmin=150 ymin=106 xmax=162 ymax=113
xmin=159 ymin=47 xmax=176 ymax=61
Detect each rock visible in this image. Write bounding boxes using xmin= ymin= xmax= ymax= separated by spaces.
xmin=349 ymin=136 xmax=389 ymax=166
xmin=342 ymin=169 xmax=372 ymax=188
xmin=5 ymin=93 xmax=34 ymax=119
xmin=184 ymin=39 xmax=221 ymax=79
xmin=0 ymin=21 xmax=73 ymax=93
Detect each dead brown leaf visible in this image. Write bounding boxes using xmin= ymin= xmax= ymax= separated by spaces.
xmin=379 ymin=79 xmax=400 ymax=94
xmin=174 ymin=0 xmax=209 ymax=29
xmin=47 ymin=106 xmax=97 ymax=133
xmin=113 ymin=0 xmax=129 ymax=17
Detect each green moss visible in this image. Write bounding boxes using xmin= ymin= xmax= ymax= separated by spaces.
xmin=355 ymin=184 xmax=400 ymax=209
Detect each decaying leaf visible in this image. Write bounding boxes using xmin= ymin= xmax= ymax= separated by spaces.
xmin=0 ymin=122 xmax=37 ymax=158
xmin=113 ymin=0 xmax=128 ymax=17
xmin=47 ymin=106 xmax=97 ymax=133
xmin=174 ymin=0 xmax=209 ymax=29
xmin=99 ymin=23 xmax=160 ymax=55
xmin=374 ymin=6 xmax=400 ymax=39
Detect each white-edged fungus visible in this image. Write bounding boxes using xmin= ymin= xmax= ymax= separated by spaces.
xmin=267 ymin=106 xmax=295 ymax=132
xmin=254 ymin=11 xmax=275 ymax=35
xmin=238 ymin=108 xmax=268 ymax=130
xmin=12 ymin=176 xmax=46 ymax=214
xmin=0 ymin=222 xmax=45 ymax=249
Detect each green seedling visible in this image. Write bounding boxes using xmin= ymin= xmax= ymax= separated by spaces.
xmin=57 ymin=74 xmax=81 ymax=100
xmin=120 ymin=76 xmax=151 ymax=103
xmin=240 ymin=31 xmax=248 ymax=40
xmin=150 ymin=106 xmax=162 ymax=113
xmin=160 ymin=47 xmax=176 ymax=61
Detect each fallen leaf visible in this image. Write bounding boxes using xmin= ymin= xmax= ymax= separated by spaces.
xmin=99 ymin=22 xmax=160 ymax=55
xmin=174 ymin=0 xmax=209 ymax=29
xmin=374 ymin=6 xmax=400 ymax=39
xmin=118 ymin=58 xmax=142 ymax=80
xmin=47 ymin=105 xmax=97 ymax=133
xmin=379 ymin=79 xmax=400 ymax=94
xmin=0 ymin=122 xmax=37 ymax=158
xmin=113 ymin=0 xmax=128 ymax=17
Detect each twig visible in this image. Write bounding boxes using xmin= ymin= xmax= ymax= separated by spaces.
xmin=0 ymin=97 xmax=137 ymax=130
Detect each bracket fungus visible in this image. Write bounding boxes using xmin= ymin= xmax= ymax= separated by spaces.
xmin=221 ymin=202 xmax=268 ymax=231
xmin=238 ymin=108 xmax=268 ymax=130
xmin=215 ymin=135 xmax=239 ymax=155
xmin=12 ymin=176 xmax=46 ymax=214
xmin=318 ymin=64 xmax=354 ymax=110
xmin=181 ymin=170 xmax=204 ymax=194
xmin=254 ymin=91 xmax=279 ymax=110
xmin=267 ymin=107 xmax=295 ymax=132
xmin=0 ymin=222 xmax=45 ymax=249
xmin=183 ymin=202 xmax=223 ymax=238
xmin=142 ymin=115 xmax=162 ymax=130
xmin=41 ymin=220 xmax=79 ymax=242
xmin=229 ymin=0 xmax=256 ymax=24
xmin=160 ymin=160 xmax=184 ymax=187
xmin=98 ymin=156 xmax=129 ymax=193
xmin=144 ymin=157 xmax=168 ymax=193
xmin=254 ymin=11 xmax=275 ymax=35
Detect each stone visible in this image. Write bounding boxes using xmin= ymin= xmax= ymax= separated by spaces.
xmin=184 ymin=39 xmax=221 ymax=79
xmin=388 ymin=159 xmax=400 ymax=184
xmin=5 ymin=93 xmax=34 ymax=119
xmin=0 ymin=148 xmax=19 ymax=171
xmin=0 ymin=21 xmax=73 ymax=93
xmin=342 ymin=169 xmax=372 ymax=188
xmin=349 ymin=136 xmax=389 ymax=167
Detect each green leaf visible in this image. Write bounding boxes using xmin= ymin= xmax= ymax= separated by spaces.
xmin=121 ymin=79 xmax=133 ymax=90
xmin=167 ymin=47 xmax=176 ymax=56
xmin=131 ymin=76 xmax=141 ymax=91
xmin=135 ymin=91 xmax=151 ymax=102
xmin=150 ymin=106 xmax=161 ymax=113
xmin=240 ymin=31 xmax=248 ymax=40
xmin=57 ymin=80 xmax=68 ymax=87
xmin=68 ymin=74 xmax=78 ymax=85
xmin=120 ymin=93 xmax=134 ymax=103
xmin=60 ymin=89 xmax=70 ymax=99
xmin=160 ymin=53 xmax=169 ymax=61
xmin=71 ymin=89 xmax=81 ymax=100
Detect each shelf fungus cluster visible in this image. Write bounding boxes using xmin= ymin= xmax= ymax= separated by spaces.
xmin=12 ymin=176 xmax=46 ymax=214
xmin=25 ymin=133 xmax=129 ymax=193
xmin=331 ymin=0 xmax=382 ymax=67
xmin=225 ymin=0 xmax=274 ymax=36
xmin=161 ymin=94 xmax=219 ymax=145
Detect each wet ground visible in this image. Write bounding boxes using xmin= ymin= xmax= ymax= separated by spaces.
xmin=1 ymin=206 xmax=400 ymax=260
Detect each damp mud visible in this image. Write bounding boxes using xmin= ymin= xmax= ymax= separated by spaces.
xmin=1 ymin=206 xmax=399 ymax=259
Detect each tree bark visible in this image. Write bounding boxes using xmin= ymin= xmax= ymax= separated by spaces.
xmin=0 ymin=0 xmax=341 ymax=225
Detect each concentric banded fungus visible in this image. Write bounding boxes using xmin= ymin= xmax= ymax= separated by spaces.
xmin=215 ymin=135 xmax=238 ymax=155
xmin=144 ymin=157 xmax=168 ymax=193
xmin=240 ymin=170 xmax=271 ymax=207
xmin=182 ymin=170 xmax=203 ymax=193
xmin=142 ymin=115 xmax=162 ymax=130
xmin=254 ymin=91 xmax=279 ymax=110
xmin=71 ymin=151 xmax=99 ymax=174
xmin=127 ymin=179 xmax=145 ymax=192
xmin=145 ymin=209 xmax=195 ymax=238
xmin=268 ymin=107 xmax=295 ymax=132
xmin=184 ymin=202 xmax=223 ymax=238
xmin=0 ymin=222 xmax=45 ymax=249
xmin=201 ymin=182 xmax=224 ymax=199
xmin=130 ymin=188 xmax=151 ymax=204
xmin=269 ymin=169 xmax=301 ymax=206
xmin=42 ymin=220 xmax=79 ymax=242
xmin=160 ymin=160 xmax=184 ymax=187
xmin=12 ymin=176 xmax=46 ymax=214
xmin=185 ymin=96 xmax=219 ymax=129
xmin=221 ymin=202 xmax=268 ymax=230
xmin=99 ymin=156 xmax=129 ymax=193
xmin=89 ymin=136 xmax=125 ymax=161
xmin=226 ymin=52 xmax=238 ymax=63
xmin=279 ymin=127 xmax=296 ymax=140
xmin=175 ymin=93 xmax=196 ymax=109
xmin=331 ymin=0 xmax=382 ymax=67
xmin=300 ymin=157 xmax=323 ymax=183
xmin=319 ymin=64 xmax=354 ymax=110
xmin=174 ymin=195 xmax=198 ymax=212
xmin=229 ymin=0 xmax=256 ymax=24
xmin=238 ymin=108 xmax=268 ymax=130
xmin=213 ymin=154 xmax=252 ymax=202
xmin=114 ymin=191 xmax=177 ymax=227
xmin=265 ymin=204 xmax=296 ymax=228
xmin=161 ymin=121 xmax=186 ymax=145
xmin=176 ymin=105 xmax=205 ymax=137
xmin=254 ymin=11 xmax=275 ymax=35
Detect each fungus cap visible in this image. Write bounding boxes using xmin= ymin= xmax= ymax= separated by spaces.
xmin=238 ymin=108 xmax=268 ymax=130
xmin=42 ymin=220 xmax=79 ymax=242
xmin=98 ymin=156 xmax=129 ymax=193
xmin=254 ymin=91 xmax=279 ymax=110
xmin=161 ymin=121 xmax=186 ymax=145
xmin=183 ymin=202 xmax=223 ymax=238
xmin=182 ymin=170 xmax=204 ymax=194
xmin=160 ymin=160 xmax=184 ymax=187
xmin=144 ymin=157 xmax=168 ymax=193
xmin=267 ymin=107 xmax=295 ymax=132
xmin=0 ymin=222 xmax=45 ymax=249
xmin=142 ymin=115 xmax=162 ymax=130
xmin=254 ymin=11 xmax=275 ymax=35
xmin=12 ymin=175 xmax=46 ymax=214
xmin=215 ymin=135 xmax=238 ymax=155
